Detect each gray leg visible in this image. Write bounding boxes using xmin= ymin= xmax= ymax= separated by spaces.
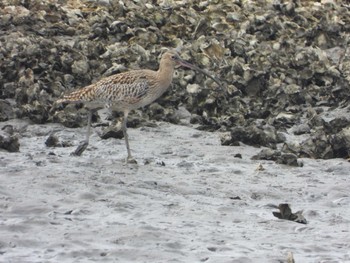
xmin=122 ymin=111 xmax=137 ymax=164
xmin=85 ymin=110 xmax=92 ymax=142
xmin=71 ymin=110 xmax=92 ymax=156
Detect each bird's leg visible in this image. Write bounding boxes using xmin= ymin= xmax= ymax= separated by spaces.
xmin=71 ymin=110 xmax=92 ymax=156
xmin=122 ymin=111 xmax=137 ymax=164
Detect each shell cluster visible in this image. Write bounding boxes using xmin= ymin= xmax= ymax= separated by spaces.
xmin=1 ymin=0 xmax=350 ymax=162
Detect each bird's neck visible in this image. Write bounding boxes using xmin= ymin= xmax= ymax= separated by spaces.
xmin=156 ymin=61 xmax=175 ymax=91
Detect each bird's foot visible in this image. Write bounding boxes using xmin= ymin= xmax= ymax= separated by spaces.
xmin=70 ymin=141 xmax=89 ymax=156
xmin=125 ymin=156 xmax=137 ymax=164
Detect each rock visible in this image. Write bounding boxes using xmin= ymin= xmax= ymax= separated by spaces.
xmin=281 ymin=142 xmax=302 ymax=156
xmin=300 ymin=130 xmax=334 ymax=159
xmin=98 ymin=125 xmax=124 ymax=140
xmin=276 ymin=153 xmax=299 ymax=167
xmin=0 ymin=99 xmax=15 ymax=121
xmin=21 ymin=103 xmax=49 ymax=124
xmin=0 ymin=127 xmax=19 ymax=152
xmin=223 ymin=124 xmax=284 ymax=148
xmin=2 ymin=82 xmax=16 ymax=98
xmin=273 ymin=112 xmax=298 ymax=129
xmin=324 ymin=117 xmax=350 ymax=134
xmin=234 ymin=153 xmax=242 ymax=158
xmin=252 ymin=149 xmax=299 ymax=166
xmin=291 ymin=123 xmax=310 ymax=135
xmin=45 ymin=133 xmax=59 ymax=147
xmin=251 ymin=148 xmax=280 ymax=161
xmin=72 ymin=59 xmax=90 ymax=76
xmin=220 ymin=132 xmax=239 ymax=146
xmin=45 ymin=133 xmax=73 ymax=148
xmin=272 ymin=204 xmax=307 ymax=224
xmin=53 ymin=105 xmax=90 ymax=128
xmin=330 ymin=127 xmax=350 ymax=158
xmin=148 ymin=103 xmax=165 ymax=120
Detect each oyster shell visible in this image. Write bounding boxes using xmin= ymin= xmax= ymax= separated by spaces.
xmin=0 ymin=0 xmax=349 ymax=162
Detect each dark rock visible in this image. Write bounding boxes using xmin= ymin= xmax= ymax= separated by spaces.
xmin=220 ymin=132 xmax=239 ymax=146
xmin=252 ymin=148 xmax=299 ymax=166
xmin=281 ymin=142 xmax=302 ymax=156
xmin=244 ymin=75 xmax=266 ymax=97
xmin=324 ymin=117 xmax=350 ymax=134
xmin=2 ymin=83 xmax=16 ymax=98
xmin=291 ymin=123 xmax=310 ymax=135
xmin=98 ymin=125 xmax=124 ymax=140
xmin=229 ymin=196 xmax=241 ymax=200
xmin=190 ymin=115 xmax=203 ymax=125
xmin=72 ymin=59 xmax=90 ymax=76
xmin=196 ymin=117 xmax=221 ymax=132
xmin=272 ymin=204 xmax=307 ymax=224
xmin=300 ymin=130 xmax=334 ymax=159
xmin=1 ymin=125 xmax=14 ymax=135
xmin=276 ymin=153 xmax=299 ymax=167
xmin=251 ymin=148 xmax=281 ymax=161
xmin=234 ymin=153 xmax=242 ymax=158
xmin=145 ymin=102 xmax=181 ymax=125
xmin=53 ymin=106 xmax=89 ymax=128
xmin=0 ymin=99 xmax=15 ymax=121
xmin=45 ymin=133 xmax=59 ymax=147
xmin=148 ymin=103 xmax=164 ymax=116
xmin=330 ymin=127 xmax=350 ymax=158
xmin=272 ymin=112 xmax=298 ymax=130
xmin=224 ymin=124 xmax=284 ymax=148
xmin=207 ymin=247 xmax=217 ymax=252
xmin=0 ymin=128 xmax=19 ymax=152
xmin=45 ymin=133 xmax=73 ymax=147
xmin=127 ymin=115 xmax=143 ymax=128
xmin=156 ymin=160 xmax=165 ymax=166
xmin=22 ymin=103 xmax=49 ymax=124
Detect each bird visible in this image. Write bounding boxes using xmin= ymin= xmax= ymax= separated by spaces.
xmin=56 ymin=50 xmax=221 ymax=163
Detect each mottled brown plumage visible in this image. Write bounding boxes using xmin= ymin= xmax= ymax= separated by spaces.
xmin=57 ymin=50 xmax=221 ymax=163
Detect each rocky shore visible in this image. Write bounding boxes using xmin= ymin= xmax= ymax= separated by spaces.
xmin=1 ymin=0 xmax=350 ymax=162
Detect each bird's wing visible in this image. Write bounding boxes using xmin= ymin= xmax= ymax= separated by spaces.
xmin=94 ymin=72 xmax=150 ymax=105
xmin=56 ymin=71 xmax=153 ymax=107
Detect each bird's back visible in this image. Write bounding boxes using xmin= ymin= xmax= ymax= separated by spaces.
xmin=57 ymin=69 xmax=159 ymax=111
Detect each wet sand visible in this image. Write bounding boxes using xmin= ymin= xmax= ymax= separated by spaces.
xmin=0 ymin=119 xmax=349 ymax=262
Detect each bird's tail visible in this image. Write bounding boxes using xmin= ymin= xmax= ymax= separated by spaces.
xmin=56 ymin=84 xmax=96 ymax=104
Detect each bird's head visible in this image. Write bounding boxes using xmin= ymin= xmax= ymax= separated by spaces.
xmin=161 ymin=51 xmax=196 ymax=70
xmin=160 ymin=50 xmax=222 ymax=87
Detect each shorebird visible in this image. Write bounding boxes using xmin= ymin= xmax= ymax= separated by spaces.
xmin=57 ymin=50 xmax=221 ymax=163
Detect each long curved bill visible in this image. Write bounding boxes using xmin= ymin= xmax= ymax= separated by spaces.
xmin=176 ymin=58 xmax=223 ymax=88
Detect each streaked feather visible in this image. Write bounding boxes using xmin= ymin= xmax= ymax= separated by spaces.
xmin=57 ymin=70 xmax=153 ymax=109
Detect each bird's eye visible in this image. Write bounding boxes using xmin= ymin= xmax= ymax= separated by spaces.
xmin=171 ymin=55 xmax=177 ymax=60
